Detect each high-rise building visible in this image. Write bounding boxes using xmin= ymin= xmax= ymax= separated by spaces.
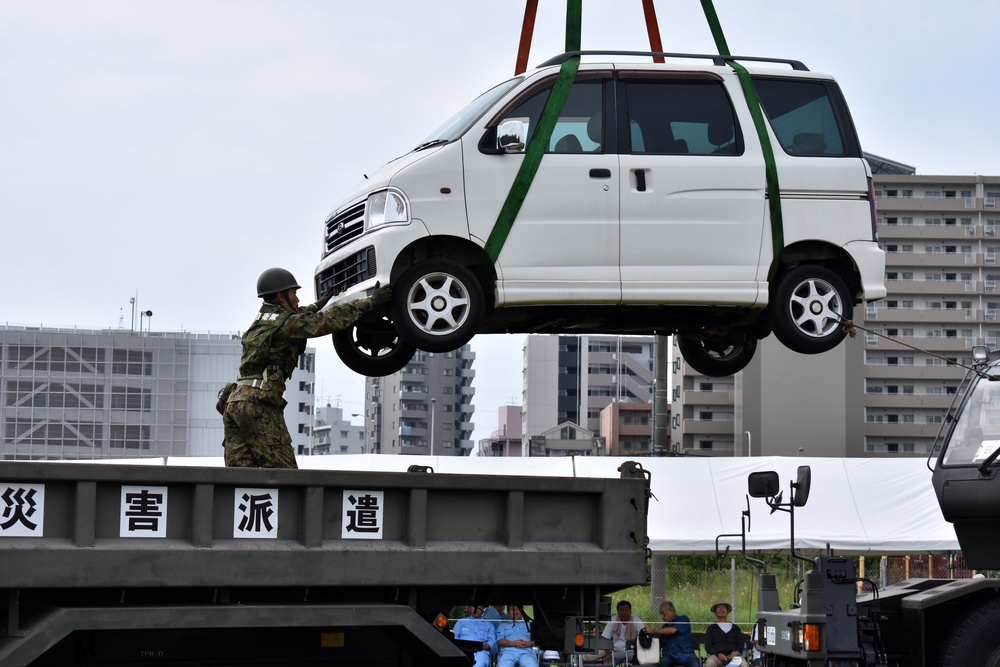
xmin=0 ymin=325 xmax=315 ymax=459
xmin=672 ymin=169 xmax=1000 ymax=457
xmin=522 ymin=334 xmax=655 ymax=453
xmin=364 ymin=345 xmax=475 ymax=455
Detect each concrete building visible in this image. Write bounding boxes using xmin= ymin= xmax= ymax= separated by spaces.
xmin=521 ymin=334 xmax=655 ymax=449
xmin=0 ymin=325 xmax=316 ymax=459
xmin=477 ymin=404 xmax=524 ymax=457
xmin=364 ymin=345 xmax=475 ymax=455
xmin=600 ymin=401 xmax=653 ymax=456
xmin=673 ymin=169 xmax=1000 ymax=457
xmin=528 ymin=422 xmax=605 ymax=457
xmin=312 ymin=404 xmax=365 ymax=455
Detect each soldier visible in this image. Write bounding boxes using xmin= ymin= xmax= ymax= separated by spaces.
xmin=222 ymin=268 xmax=391 ymax=468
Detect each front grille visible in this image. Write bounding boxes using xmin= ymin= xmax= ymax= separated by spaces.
xmin=316 ymin=246 xmax=377 ymax=297
xmin=324 ymin=201 xmax=366 ymax=255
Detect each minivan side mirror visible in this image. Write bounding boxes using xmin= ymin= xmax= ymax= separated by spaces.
xmin=747 ymin=471 xmax=780 ymax=498
xmin=498 ymin=120 xmax=526 ymax=153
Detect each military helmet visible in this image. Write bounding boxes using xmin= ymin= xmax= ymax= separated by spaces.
xmin=256 ymin=268 xmax=301 ymax=298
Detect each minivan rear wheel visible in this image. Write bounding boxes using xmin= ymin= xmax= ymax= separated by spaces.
xmin=770 ymin=265 xmax=852 ymax=354
xmin=677 ymin=335 xmax=757 ymax=377
xmin=391 ymin=259 xmax=485 ymax=353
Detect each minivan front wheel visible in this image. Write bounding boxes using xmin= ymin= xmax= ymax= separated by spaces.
xmin=391 ymin=259 xmax=485 ymax=353
xmin=770 ymin=265 xmax=852 ymax=354
xmin=677 ymin=335 xmax=757 ymax=377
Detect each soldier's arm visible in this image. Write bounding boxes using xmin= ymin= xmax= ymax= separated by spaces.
xmin=283 ymin=298 xmax=374 ymax=338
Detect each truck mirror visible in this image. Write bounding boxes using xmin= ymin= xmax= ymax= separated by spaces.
xmin=792 ymin=465 xmax=811 ymax=507
xmin=498 ymin=120 xmax=526 ymax=153
xmin=748 ymin=471 xmax=780 ymax=498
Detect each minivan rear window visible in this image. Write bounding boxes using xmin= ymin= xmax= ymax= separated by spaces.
xmin=753 ymin=78 xmax=852 ymax=157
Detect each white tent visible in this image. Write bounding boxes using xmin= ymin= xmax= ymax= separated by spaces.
xmin=160 ymin=454 xmax=959 ymax=555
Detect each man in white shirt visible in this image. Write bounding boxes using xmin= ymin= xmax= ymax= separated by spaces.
xmin=601 ymin=600 xmax=644 ymax=665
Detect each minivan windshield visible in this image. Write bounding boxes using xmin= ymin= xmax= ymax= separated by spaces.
xmin=415 ymin=77 xmax=522 ymax=150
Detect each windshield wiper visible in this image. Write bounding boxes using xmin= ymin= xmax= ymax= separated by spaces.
xmin=978 ymin=446 xmax=1000 ymax=476
xmin=413 ymin=139 xmax=449 ymax=152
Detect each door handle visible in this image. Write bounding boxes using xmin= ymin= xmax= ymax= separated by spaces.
xmin=589 ymin=168 xmax=612 ymax=179
xmin=635 ymin=169 xmax=647 ymax=192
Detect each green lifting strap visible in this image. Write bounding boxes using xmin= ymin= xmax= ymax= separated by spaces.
xmin=700 ymin=0 xmax=784 ymax=282
xmin=476 ymin=0 xmax=582 ymax=283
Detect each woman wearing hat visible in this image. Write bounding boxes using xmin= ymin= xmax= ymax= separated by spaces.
xmin=705 ymin=598 xmax=745 ymax=667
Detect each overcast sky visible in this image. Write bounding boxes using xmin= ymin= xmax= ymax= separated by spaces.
xmin=3 ymin=1 xmax=998 ymax=445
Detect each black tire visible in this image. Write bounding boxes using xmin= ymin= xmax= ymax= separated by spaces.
xmin=391 ymin=259 xmax=485 ymax=353
xmin=677 ymin=335 xmax=757 ymax=377
xmin=333 ymin=316 xmax=416 ymax=377
xmin=940 ymin=598 xmax=1000 ymax=667
xmin=770 ymin=265 xmax=853 ymax=354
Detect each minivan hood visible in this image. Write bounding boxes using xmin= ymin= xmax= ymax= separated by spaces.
xmin=327 ymin=145 xmax=447 ymax=214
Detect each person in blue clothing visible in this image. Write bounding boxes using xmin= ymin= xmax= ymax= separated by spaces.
xmin=453 ymin=605 xmax=496 ymax=667
xmin=646 ymin=601 xmax=700 ymax=667
xmin=496 ymin=605 xmax=538 ymax=667
xmin=484 ymin=605 xmax=510 ymax=660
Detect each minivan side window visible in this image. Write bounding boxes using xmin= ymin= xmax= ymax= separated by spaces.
xmin=621 ymin=77 xmax=741 ymax=156
xmin=496 ymin=80 xmax=604 ymax=153
xmin=753 ymin=78 xmax=849 ymax=156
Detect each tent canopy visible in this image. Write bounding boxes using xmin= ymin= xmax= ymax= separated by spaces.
xmin=160 ymin=454 xmax=958 ymax=555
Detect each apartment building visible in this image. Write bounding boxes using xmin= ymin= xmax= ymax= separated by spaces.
xmin=363 ymin=345 xmax=475 ymax=455
xmin=312 ymin=404 xmax=365 ymax=455
xmin=673 ymin=169 xmax=1000 ymax=457
xmin=0 ymin=325 xmax=316 ymax=459
xmin=522 ymin=334 xmax=655 ymax=454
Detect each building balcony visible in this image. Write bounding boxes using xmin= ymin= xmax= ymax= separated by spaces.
xmin=884 ymin=252 xmax=978 ymax=267
xmin=864 ymin=308 xmax=977 ymax=324
xmin=865 ymin=336 xmax=976 ymax=353
xmin=864 ymin=364 xmax=965 ymax=381
xmin=617 ymin=424 xmax=651 ymax=436
xmin=458 ymin=402 xmax=474 ymax=414
xmin=863 ymin=394 xmax=952 ymax=410
xmin=457 ymin=421 xmax=474 ymax=431
xmin=458 ymin=348 xmax=476 ymax=361
xmin=459 ymin=385 xmax=476 ymax=396
xmin=682 ymin=389 xmax=734 ymax=406
xmin=863 ymin=422 xmax=942 ymax=439
xmin=681 ymin=419 xmax=733 ymax=435
xmin=457 ymin=368 xmax=476 ymax=378
xmin=884 ymin=280 xmax=977 ymax=296
xmin=877 ymin=197 xmax=975 ymax=213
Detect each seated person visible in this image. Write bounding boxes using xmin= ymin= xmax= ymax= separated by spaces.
xmin=705 ymin=599 xmax=744 ymax=667
xmin=645 ymin=601 xmax=700 ymax=667
xmin=602 ymin=600 xmax=644 ymax=665
xmin=496 ymin=605 xmax=538 ymax=667
xmin=453 ymin=605 xmax=496 ymax=667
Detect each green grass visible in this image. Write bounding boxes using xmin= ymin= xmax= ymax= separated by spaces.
xmin=608 ymin=558 xmax=802 ymax=629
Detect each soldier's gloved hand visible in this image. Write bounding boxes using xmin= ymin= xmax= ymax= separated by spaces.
xmin=314 ymin=287 xmax=335 ymax=310
xmin=370 ymin=282 xmax=393 ymax=307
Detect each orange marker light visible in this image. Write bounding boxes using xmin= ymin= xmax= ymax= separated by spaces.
xmin=575 ymin=634 xmax=585 ymax=647
xmin=434 ymin=613 xmax=449 ymax=631
xmin=803 ymin=623 xmax=821 ymax=652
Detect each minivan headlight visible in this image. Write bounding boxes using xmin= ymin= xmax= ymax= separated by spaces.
xmin=366 ymin=188 xmax=409 ymax=229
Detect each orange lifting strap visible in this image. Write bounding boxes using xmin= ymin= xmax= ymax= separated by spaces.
xmin=514 ymin=0 xmax=665 ymax=75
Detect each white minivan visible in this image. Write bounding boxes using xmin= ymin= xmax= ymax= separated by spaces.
xmin=314 ymin=51 xmax=885 ymax=377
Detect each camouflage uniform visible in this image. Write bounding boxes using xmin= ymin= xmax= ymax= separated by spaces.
xmin=223 ymin=297 xmax=373 ymax=468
